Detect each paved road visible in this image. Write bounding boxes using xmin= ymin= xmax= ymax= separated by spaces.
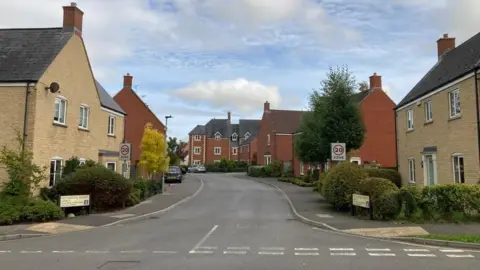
xmin=0 ymin=173 xmax=478 ymax=269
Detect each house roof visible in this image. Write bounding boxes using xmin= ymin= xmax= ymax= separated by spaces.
xmin=95 ymin=80 xmax=126 ymax=115
xmin=239 ymin=134 xmax=257 ymax=146
xmin=397 ymin=32 xmax=480 ymax=108
xmin=238 ymin=119 xmax=260 ymax=144
xmin=268 ymin=109 xmax=306 ymax=134
xmin=0 ymin=28 xmax=72 ymax=82
xmin=205 ymin=119 xmax=230 ymax=137
xmin=189 ymin=125 xmax=206 ymax=135
xmin=352 ymin=90 xmax=371 ymax=103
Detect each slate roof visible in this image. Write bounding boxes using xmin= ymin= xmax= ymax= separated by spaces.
xmin=205 ymin=119 xmax=230 ymax=137
xmin=352 ymin=90 xmax=371 ymax=103
xmin=0 ymin=28 xmax=72 ymax=82
xmin=238 ymin=119 xmax=260 ymax=145
xmin=397 ymin=32 xmax=480 ymax=108
xmin=189 ymin=125 xmax=206 ymax=135
xmin=95 ymin=80 xmax=126 ymax=114
xmin=268 ymin=110 xmax=307 ymax=134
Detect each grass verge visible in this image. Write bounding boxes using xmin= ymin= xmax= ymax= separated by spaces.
xmin=418 ymin=234 xmax=480 ymax=244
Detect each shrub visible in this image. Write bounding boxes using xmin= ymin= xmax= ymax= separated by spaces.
xmin=376 ymin=191 xmax=401 ymax=220
xmin=0 ymin=196 xmax=24 ymax=225
xmin=322 ymin=162 xmax=367 ymax=210
xmin=278 ymin=177 xmax=314 ymax=187
xmin=357 ymin=177 xmax=400 ymax=219
xmin=365 ymin=168 xmax=401 ymax=187
xmin=313 ymin=172 xmax=328 ymax=193
xmin=147 ymin=180 xmax=163 ymax=195
xmin=248 ymin=166 xmax=266 ymax=177
xmin=126 ymin=188 xmax=142 ymax=207
xmin=63 ymin=156 xmax=81 ymax=176
xmin=22 ymin=199 xmax=64 ymax=222
xmin=133 ymin=178 xmax=149 ymax=200
xmin=399 ymin=185 xmax=422 ymax=218
xmin=53 ymin=165 xmax=132 ymax=211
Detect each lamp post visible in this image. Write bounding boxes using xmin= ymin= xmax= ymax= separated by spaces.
xmin=163 ymin=115 xmax=173 ymax=194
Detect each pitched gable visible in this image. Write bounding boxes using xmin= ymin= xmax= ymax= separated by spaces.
xmin=95 ymin=80 xmax=126 ymax=114
xmin=267 ymin=110 xmax=306 ymax=134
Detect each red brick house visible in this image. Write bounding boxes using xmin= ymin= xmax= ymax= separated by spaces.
xmin=188 ymin=113 xmax=260 ymax=165
xmin=113 ymin=73 xmax=165 ymax=177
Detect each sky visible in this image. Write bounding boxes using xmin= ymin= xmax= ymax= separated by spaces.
xmin=1 ymin=0 xmax=479 ymax=141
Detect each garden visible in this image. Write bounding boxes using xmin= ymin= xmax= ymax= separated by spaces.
xmin=205 ymin=158 xmax=248 ymax=173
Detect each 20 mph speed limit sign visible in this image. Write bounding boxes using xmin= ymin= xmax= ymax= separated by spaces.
xmin=331 ymin=143 xmax=346 ymax=161
xmin=119 ymin=143 xmax=132 ymax=161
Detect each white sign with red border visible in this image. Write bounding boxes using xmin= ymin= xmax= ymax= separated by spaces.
xmin=119 ymin=143 xmax=132 ymax=161
xmin=331 ymin=143 xmax=346 ymax=161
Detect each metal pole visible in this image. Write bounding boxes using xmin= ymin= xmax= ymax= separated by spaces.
xmin=162 ymin=115 xmax=172 ymax=194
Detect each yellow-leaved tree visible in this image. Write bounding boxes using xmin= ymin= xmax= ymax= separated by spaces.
xmin=138 ymin=123 xmax=168 ymax=179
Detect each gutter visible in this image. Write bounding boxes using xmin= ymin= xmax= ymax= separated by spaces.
xmin=475 ymin=68 xmax=480 ymax=166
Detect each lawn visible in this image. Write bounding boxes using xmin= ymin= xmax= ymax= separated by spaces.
xmin=419 ymin=234 xmax=480 ymax=244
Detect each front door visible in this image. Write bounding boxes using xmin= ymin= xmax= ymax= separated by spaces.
xmin=425 ymin=154 xmax=436 ymax=186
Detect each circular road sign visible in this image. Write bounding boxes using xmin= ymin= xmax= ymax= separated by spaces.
xmin=121 ymin=145 xmax=130 ymax=155
xmin=333 ymin=144 xmax=344 ymax=155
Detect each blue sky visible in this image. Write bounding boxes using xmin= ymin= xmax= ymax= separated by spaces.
xmin=1 ymin=0 xmax=479 ymax=141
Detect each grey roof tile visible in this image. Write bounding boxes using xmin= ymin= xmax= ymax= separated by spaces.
xmin=0 ymin=28 xmax=72 ymax=82
xmin=189 ymin=125 xmax=206 ymax=135
xmin=397 ymin=32 xmax=480 ymax=108
xmin=238 ymin=119 xmax=260 ymax=144
xmin=95 ymin=80 xmax=126 ymax=114
xmin=205 ymin=119 xmax=229 ymax=137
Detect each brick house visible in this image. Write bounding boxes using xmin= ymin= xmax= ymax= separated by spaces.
xmin=188 ymin=112 xmax=260 ymax=165
xmin=396 ymin=32 xmax=480 ymax=186
xmin=113 ymin=73 xmax=165 ymax=177
xmin=0 ymin=3 xmax=127 ymax=188
xmin=237 ymin=120 xmax=261 ymax=164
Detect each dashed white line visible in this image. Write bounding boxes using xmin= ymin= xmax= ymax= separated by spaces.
xmin=404 ymin=249 xmax=430 ymax=252
xmin=446 ymin=254 xmax=475 ymax=258
xmin=189 ymin=250 xmax=214 ymax=254
xmin=0 ymin=251 xmax=11 ymax=253
xmin=86 ymin=250 xmax=109 ymax=254
xmin=153 ymin=251 xmax=178 ymax=254
xmin=368 ymin=253 xmax=396 ymax=257
xmin=223 ymin=250 xmax=247 ymax=255
xmin=192 ymin=225 xmax=219 ymax=249
xmin=330 ymin=248 xmax=354 ymax=251
xmin=366 ymin=248 xmax=391 ymax=251
xmin=196 ymin=246 xmax=217 ymax=250
xmin=20 ymin=251 xmax=42 ymax=254
xmin=227 ymin=247 xmax=250 ymax=250
xmin=330 ymin=252 xmax=356 ymax=256
xmin=295 ymin=248 xmax=319 ymax=251
xmin=258 ymin=251 xmax=284 ymax=255
xmin=295 ymin=252 xmax=320 ymax=256
xmin=120 ymin=250 xmax=143 ymax=254
xmin=260 ymin=247 xmax=285 ymax=251
xmin=407 ymin=253 xmax=436 ymax=257
xmin=440 ymin=249 xmax=464 ymax=253
xmin=52 ymin=251 xmax=75 ymax=254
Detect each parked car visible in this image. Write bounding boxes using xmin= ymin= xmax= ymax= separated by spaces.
xmin=196 ymin=165 xmax=206 ymax=173
xmin=165 ymin=166 xmax=183 ymax=183
xmin=188 ymin=166 xmax=198 ymax=173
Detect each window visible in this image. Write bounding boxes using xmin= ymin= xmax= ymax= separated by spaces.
xmin=424 ymin=101 xmax=432 ymax=122
xmin=449 ymin=89 xmax=461 ymax=118
xmin=193 ymin=135 xmax=201 ymax=141
xmin=406 ymin=109 xmax=414 ymax=130
xmin=49 ymin=158 xmax=63 ymax=187
xmin=79 ymin=158 xmax=86 ymax=166
xmin=232 ymin=147 xmax=238 ymax=155
xmin=108 ymin=116 xmax=115 ymax=135
xmin=244 ymin=132 xmax=251 ymax=140
xmin=194 ymin=147 xmax=201 ymax=155
xmin=452 ymin=155 xmax=465 ymax=184
xmin=267 ymin=134 xmax=271 ymax=145
xmin=300 ymin=161 xmax=304 ymax=175
xmin=214 ymin=132 xmax=221 ymax=140
xmin=408 ymin=158 xmax=415 ymax=183
xmin=193 ymin=160 xmax=201 ymax=165
xmin=106 ymin=162 xmax=116 ymax=172
xmin=53 ymin=98 xmax=67 ymax=124
xmin=231 ymin=133 xmax=238 ymax=141
xmin=214 ymin=147 xmax=221 ymax=155
xmin=79 ymin=105 xmax=89 ymax=129
xmin=264 ymin=155 xmax=271 ymax=165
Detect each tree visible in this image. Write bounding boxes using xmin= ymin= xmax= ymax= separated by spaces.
xmin=138 ymin=123 xmax=168 ymax=179
xmin=295 ymin=66 xmax=365 ymax=165
xmin=167 ymin=137 xmax=188 ymax=164
xmin=176 ymin=141 xmax=188 ymax=162
xmin=358 ymin=81 xmax=369 ymax=92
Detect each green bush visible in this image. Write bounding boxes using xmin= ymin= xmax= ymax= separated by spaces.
xmin=365 ymin=168 xmax=401 ymax=187
xmin=376 ymin=191 xmax=401 ymax=220
xmin=126 ymin=188 xmax=142 ymax=207
xmin=322 ymin=162 xmax=367 ymax=210
xmin=399 ymin=185 xmax=422 ymax=218
xmin=0 ymin=196 xmax=24 ymax=225
xmin=357 ymin=177 xmax=400 ymax=219
xmin=133 ymin=178 xmax=149 ymax=200
xmin=278 ymin=177 xmax=314 ymax=187
xmin=21 ymin=199 xmax=64 ymax=222
xmin=53 ymin=165 xmax=133 ymax=211
xmin=147 ymin=180 xmax=163 ymax=195
xmin=313 ymin=172 xmax=328 ymax=193
xmin=248 ymin=166 xmax=266 ymax=177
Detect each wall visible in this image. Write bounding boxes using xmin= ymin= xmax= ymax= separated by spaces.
xmin=189 ymin=135 xmax=206 ymax=165
xmin=256 ymin=112 xmax=273 ymax=165
xmin=205 ymin=138 xmax=230 ymax=163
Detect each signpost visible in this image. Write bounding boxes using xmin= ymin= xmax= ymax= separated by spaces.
xmin=331 ymin=142 xmax=346 ymax=161
xmin=59 ymin=194 xmax=91 ymax=215
xmin=351 ymin=194 xmax=373 ymax=220
xmin=119 ymin=143 xmax=132 ymax=178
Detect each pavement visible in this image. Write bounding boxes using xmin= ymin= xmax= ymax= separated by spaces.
xmin=0 ymin=173 xmax=478 ymax=269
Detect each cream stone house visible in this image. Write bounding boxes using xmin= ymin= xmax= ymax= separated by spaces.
xmin=0 ymin=3 xmax=126 ymax=188
xmin=396 ymin=33 xmax=480 ymax=186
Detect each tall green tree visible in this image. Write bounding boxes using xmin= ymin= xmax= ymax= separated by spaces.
xmin=295 ymin=66 xmax=365 ymax=164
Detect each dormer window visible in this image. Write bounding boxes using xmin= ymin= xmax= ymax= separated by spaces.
xmin=244 ymin=132 xmax=251 ymax=140
xmin=231 ymin=133 xmax=238 ymax=141
xmin=214 ymin=132 xmax=221 ymax=140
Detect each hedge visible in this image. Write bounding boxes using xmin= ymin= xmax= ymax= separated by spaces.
xmin=364 ymin=168 xmax=401 ymax=187
xmin=247 ymin=162 xmax=282 ymax=178
xmin=0 ymin=196 xmax=64 ymax=225
xmin=278 ymin=177 xmax=314 ymax=187
xmin=356 ymin=177 xmax=400 ymax=220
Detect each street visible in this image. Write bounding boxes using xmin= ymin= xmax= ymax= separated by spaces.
xmin=0 ymin=173 xmax=478 ymax=270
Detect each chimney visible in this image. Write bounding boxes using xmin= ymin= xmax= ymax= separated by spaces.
xmin=124 ymin=73 xmax=133 ymax=88
xmin=63 ymin=2 xmax=84 ymax=36
xmin=369 ymin=73 xmax=382 ymax=90
xmin=227 ymin=111 xmax=231 ymax=121
xmin=437 ymin=33 xmax=456 ymax=60
xmin=264 ymin=101 xmax=270 ymax=112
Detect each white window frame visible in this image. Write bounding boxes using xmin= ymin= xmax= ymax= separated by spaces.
xmin=264 ymin=155 xmax=271 ymax=165
xmin=231 ymin=133 xmax=238 ymax=141
xmin=193 ymin=135 xmax=201 ymax=141
xmin=232 ymin=147 xmax=238 ymax=155
xmin=408 ymin=158 xmax=415 ymax=183
xmin=424 ymin=100 xmax=432 ymax=122
xmin=422 ymin=153 xmax=438 ymax=186
xmin=193 ymin=160 xmax=201 ymax=165
xmin=267 ymin=134 xmax=271 ymax=145
xmin=53 ymin=97 xmax=67 ymax=125
xmin=79 ymin=158 xmax=86 ymax=165
xmin=214 ymin=147 xmax=221 ymax=155
xmin=106 ymin=162 xmax=116 ymax=172
xmin=244 ymin=132 xmax=251 ymax=140
xmin=449 ymin=89 xmax=461 ymax=118
xmin=214 ymin=132 xmax=221 ymax=140
xmin=406 ymin=109 xmax=414 ymax=130
xmin=108 ymin=115 xmax=116 ymax=136
xmin=193 ymin=147 xmax=201 ymax=155
xmin=49 ymin=158 xmax=63 ymax=187
xmin=452 ymin=154 xmax=465 ymax=184
xmin=300 ymin=161 xmax=304 ymax=175
xmin=350 ymin=157 xmax=361 ymax=165
xmin=79 ymin=105 xmax=89 ymax=129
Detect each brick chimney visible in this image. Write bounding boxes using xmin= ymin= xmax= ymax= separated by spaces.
xmin=124 ymin=73 xmax=133 ymax=89
xmin=227 ymin=111 xmax=231 ymax=121
xmin=264 ymin=101 xmax=270 ymax=112
xmin=63 ymin=2 xmax=84 ymax=36
xmin=369 ymin=73 xmax=382 ymax=90
xmin=437 ymin=33 xmax=456 ymax=60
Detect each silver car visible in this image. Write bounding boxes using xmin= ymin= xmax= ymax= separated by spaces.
xmin=196 ymin=165 xmax=206 ymax=173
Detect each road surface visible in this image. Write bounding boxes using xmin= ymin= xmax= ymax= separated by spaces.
xmin=0 ymin=173 xmax=478 ymax=269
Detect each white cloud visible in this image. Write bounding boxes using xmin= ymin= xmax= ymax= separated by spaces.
xmin=170 ymin=78 xmax=282 ymax=114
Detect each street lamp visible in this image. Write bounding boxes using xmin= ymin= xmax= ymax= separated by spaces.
xmin=163 ymin=115 xmax=173 ymax=194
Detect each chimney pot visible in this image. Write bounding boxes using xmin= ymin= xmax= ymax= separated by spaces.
xmin=369 ymin=73 xmax=382 ymax=90
xmin=227 ymin=111 xmax=231 ymax=121
xmin=264 ymin=101 xmax=270 ymax=112
xmin=63 ymin=2 xmax=84 ymax=36
xmin=437 ymin=33 xmax=456 ymax=60
xmin=123 ymin=73 xmax=133 ymax=88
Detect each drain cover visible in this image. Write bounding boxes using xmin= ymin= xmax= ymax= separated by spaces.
xmin=98 ymin=261 xmax=140 ymax=269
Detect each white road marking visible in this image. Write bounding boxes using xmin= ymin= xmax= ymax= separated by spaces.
xmin=260 ymin=247 xmax=285 ymax=251
xmin=52 ymin=251 xmax=75 ymax=253
xmin=110 ymin=214 xmax=136 ymax=219
xmin=440 ymin=249 xmax=464 ymax=253
xmin=366 ymin=248 xmax=391 ymax=251
xmin=86 ymin=250 xmax=109 ymax=254
xmin=153 ymin=251 xmax=178 ymax=254
xmin=227 ymin=247 xmax=250 ymax=250
xmin=330 ymin=248 xmax=354 ymax=251
xmin=20 ymin=251 xmax=42 ymax=254
xmin=330 ymin=252 xmax=356 ymax=256
xmin=407 ymin=253 xmax=436 ymax=257
xmin=446 ymin=254 xmax=475 ymax=258
xmin=258 ymin=251 xmax=284 ymax=255
xmin=189 ymin=250 xmax=213 ymax=254
xmin=196 ymin=246 xmax=217 ymax=250
xmin=120 ymin=250 xmax=143 ymax=254
xmin=368 ymin=253 xmax=396 ymax=256
xmin=0 ymin=251 xmax=11 ymax=253
xmin=404 ymin=248 xmax=430 ymax=252
xmin=295 ymin=252 xmax=320 ymax=256
xmin=193 ymin=225 xmax=219 ymax=249
xmin=295 ymin=248 xmax=319 ymax=251
xmin=223 ymin=250 xmax=247 ymax=255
